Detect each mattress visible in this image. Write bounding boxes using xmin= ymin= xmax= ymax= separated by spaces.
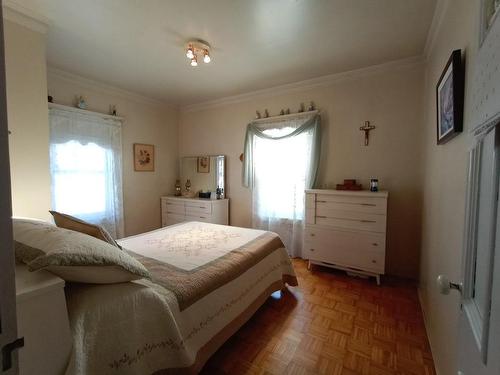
xmin=64 ymin=221 xmax=297 ymax=375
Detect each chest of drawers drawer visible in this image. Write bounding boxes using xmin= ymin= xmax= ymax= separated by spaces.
xmin=303 ymin=227 xmax=385 ymax=273
xmin=316 ymin=194 xmax=387 ymax=214
xmin=315 ymin=207 xmax=386 ymax=232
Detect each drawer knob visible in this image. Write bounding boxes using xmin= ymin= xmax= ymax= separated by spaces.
xmin=372 ymin=260 xmax=377 ymax=263
xmin=372 ymin=243 xmax=378 ymax=246
xmin=310 ymin=233 xmax=315 ymax=237
xmin=310 ymin=248 xmax=315 ymax=252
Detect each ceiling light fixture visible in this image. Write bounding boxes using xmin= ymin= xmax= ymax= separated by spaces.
xmin=185 ymin=40 xmax=212 ymax=67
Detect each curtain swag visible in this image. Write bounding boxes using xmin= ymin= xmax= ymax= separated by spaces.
xmin=242 ymin=114 xmax=321 ymax=189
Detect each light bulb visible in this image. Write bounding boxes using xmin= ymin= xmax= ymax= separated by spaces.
xmin=186 ymin=47 xmax=194 ymax=59
xmin=203 ymin=50 xmax=211 ymax=63
xmin=190 ymin=56 xmax=198 ymax=67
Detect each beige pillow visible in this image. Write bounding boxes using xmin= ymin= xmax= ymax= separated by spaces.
xmin=49 ymin=210 xmax=121 ymax=249
xmin=13 ymin=218 xmax=150 ymax=284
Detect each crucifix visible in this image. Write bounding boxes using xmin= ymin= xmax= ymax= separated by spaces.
xmin=359 ymin=121 xmax=376 ymax=146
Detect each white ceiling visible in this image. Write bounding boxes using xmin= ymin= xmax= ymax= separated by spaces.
xmin=8 ymin=0 xmax=436 ymax=106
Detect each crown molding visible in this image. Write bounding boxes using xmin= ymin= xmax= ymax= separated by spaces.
xmin=423 ymin=0 xmax=451 ymax=60
xmin=181 ymin=55 xmax=425 ymax=113
xmin=2 ymin=0 xmax=49 ymax=34
xmin=47 ymin=66 xmax=176 ymax=109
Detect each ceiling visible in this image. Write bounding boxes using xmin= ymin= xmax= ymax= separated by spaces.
xmin=8 ymin=0 xmax=436 ymax=106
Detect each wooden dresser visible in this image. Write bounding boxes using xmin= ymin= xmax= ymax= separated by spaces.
xmin=161 ymin=196 xmax=229 ymax=226
xmin=304 ymin=189 xmax=388 ymax=284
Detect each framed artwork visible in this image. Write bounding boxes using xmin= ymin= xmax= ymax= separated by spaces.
xmin=436 ymin=49 xmax=464 ymax=145
xmin=197 ymin=156 xmax=210 ymax=173
xmin=134 ymin=143 xmax=154 ymax=171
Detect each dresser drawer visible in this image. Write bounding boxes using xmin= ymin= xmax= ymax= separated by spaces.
xmin=315 ymin=207 xmax=386 ymax=232
xmin=185 ymin=214 xmax=211 ymax=222
xmin=164 ymin=199 xmax=185 ymax=215
xmin=166 ymin=213 xmax=185 ymax=226
xmin=303 ymin=228 xmax=385 ymax=273
xmin=185 ymin=200 xmax=212 ymax=213
xmin=316 ymin=194 xmax=387 ymax=215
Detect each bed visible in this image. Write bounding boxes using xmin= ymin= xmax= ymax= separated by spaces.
xmin=63 ymin=221 xmax=298 ymax=375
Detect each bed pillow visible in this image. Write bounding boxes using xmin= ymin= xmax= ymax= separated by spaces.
xmin=13 ymin=218 xmax=150 ymax=284
xmin=49 ymin=210 xmax=121 ymax=249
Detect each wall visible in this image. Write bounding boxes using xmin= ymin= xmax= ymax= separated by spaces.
xmin=4 ymin=19 xmax=51 ymax=221
xmin=47 ymin=69 xmax=178 ymax=236
xmin=418 ymin=1 xmax=478 ymax=374
xmin=179 ymin=61 xmax=425 ymax=279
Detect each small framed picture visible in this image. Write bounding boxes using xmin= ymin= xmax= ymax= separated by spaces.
xmin=134 ymin=143 xmax=154 ymax=171
xmin=197 ymin=156 xmax=210 ymax=173
xmin=436 ymin=49 xmax=464 ymax=145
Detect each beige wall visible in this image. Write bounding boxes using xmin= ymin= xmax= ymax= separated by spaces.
xmin=418 ymin=1 xmax=478 ymax=374
xmin=179 ymin=62 xmax=425 ymax=279
xmin=47 ymin=71 xmax=178 ymax=236
xmin=4 ymin=19 xmax=51 ymax=221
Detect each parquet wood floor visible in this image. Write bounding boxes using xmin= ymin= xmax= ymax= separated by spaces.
xmin=201 ymin=259 xmax=436 ymax=375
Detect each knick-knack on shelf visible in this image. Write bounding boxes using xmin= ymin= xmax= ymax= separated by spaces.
xmin=285 ymin=108 xmax=290 ymax=115
xmin=280 ymin=109 xmax=285 ymax=115
xmin=76 ymin=96 xmax=87 ymax=109
xmin=175 ymin=179 xmax=181 ymax=196
xmin=298 ymin=103 xmax=305 ymax=112
xmin=255 ymin=110 xmax=261 ymax=119
xmin=308 ymin=101 xmax=315 ymax=111
xmin=109 ymin=105 xmax=117 ymax=116
xmin=185 ymin=179 xmax=191 ymax=192
xmin=264 ymin=109 xmax=269 ymax=118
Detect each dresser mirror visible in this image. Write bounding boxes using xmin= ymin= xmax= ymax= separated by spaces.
xmin=180 ymin=155 xmax=225 ymax=196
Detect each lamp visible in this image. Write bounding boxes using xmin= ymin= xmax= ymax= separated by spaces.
xmin=185 ymin=40 xmax=212 ymax=67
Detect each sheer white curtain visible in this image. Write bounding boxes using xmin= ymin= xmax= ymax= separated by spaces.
xmin=49 ymin=108 xmax=124 ymax=238
xmin=243 ymin=114 xmax=321 ymax=257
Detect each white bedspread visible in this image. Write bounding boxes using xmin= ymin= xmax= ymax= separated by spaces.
xmin=64 ymin=222 xmax=297 ymax=375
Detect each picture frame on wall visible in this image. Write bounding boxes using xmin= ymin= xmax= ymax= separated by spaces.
xmin=436 ymin=49 xmax=464 ymax=145
xmin=134 ymin=143 xmax=154 ymax=171
xmin=197 ymin=156 xmax=210 ymax=173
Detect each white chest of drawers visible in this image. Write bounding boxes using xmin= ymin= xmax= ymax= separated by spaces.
xmin=304 ymin=189 xmax=388 ymax=284
xmin=161 ymin=196 xmax=229 ymax=226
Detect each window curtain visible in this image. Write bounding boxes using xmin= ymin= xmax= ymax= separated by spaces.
xmin=49 ymin=108 xmax=124 ymax=238
xmin=242 ymin=114 xmax=321 ymax=257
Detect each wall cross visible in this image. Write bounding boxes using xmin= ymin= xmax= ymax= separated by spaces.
xmin=359 ymin=121 xmax=376 ymax=146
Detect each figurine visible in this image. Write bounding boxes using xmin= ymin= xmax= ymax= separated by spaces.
xmin=76 ymin=96 xmax=87 ymax=109
xmin=264 ymin=109 xmax=269 ymax=118
xmin=280 ymin=109 xmax=285 ymax=115
xmin=255 ymin=110 xmax=261 ymax=119
xmin=298 ymin=103 xmax=305 ymax=112
xmin=175 ymin=179 xmax=181 ymax=196
xmin=285 ymin=108 xmax=290 ymax=115
xmin=307 ymin=101 xmax=315 ymax=111
xmin=109 ymin=105 xmax=117 ymax=116
xmin=185 ymin=179 xmax=191 ymax=192
xmin=216 ymin=186 xmax=222 ymax=199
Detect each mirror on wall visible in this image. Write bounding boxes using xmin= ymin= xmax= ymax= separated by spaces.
xmin=179 ymin=155 xmax=225 ymax=197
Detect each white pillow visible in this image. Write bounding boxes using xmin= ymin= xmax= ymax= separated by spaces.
xmin=13 ymin=218 xmax=150 ymax=284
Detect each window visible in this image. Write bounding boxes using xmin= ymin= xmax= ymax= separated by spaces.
xmin=243 ymin=114 xmax=321 ymax=257
xmin=51 ymin=141 xmax=109 ymax=221
xmin=49 ymin=108 xmax=124 ymax=238
xmin=253 ymin=127 xmax=311 ymax=220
